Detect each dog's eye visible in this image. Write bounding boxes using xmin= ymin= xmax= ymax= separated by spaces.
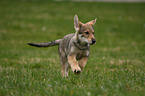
xmin=85 ymin=32 xmax=89 ymax=35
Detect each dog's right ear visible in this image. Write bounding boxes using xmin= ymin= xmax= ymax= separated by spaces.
xmin=74 ymin=15 xmax=83 ymax=32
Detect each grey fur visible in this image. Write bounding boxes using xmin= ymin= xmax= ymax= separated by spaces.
xmin=27 ymin=39 xmax=62 ymax=47
xmin=27 ymin=15 xmax=96 ymax=77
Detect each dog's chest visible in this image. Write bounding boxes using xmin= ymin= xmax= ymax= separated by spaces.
xmin=76 ymin=50 xmax=89 ymax=60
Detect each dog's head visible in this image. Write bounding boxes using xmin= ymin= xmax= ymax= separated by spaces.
xmin=74 ymin=15 xmax=97 ymax=45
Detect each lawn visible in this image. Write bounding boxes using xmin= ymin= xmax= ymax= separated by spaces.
xmin=0 ymin=0 xmax=145 ymax=96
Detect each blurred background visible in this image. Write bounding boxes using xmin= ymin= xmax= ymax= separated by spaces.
xmin=0 ymin=0 xmax=145 ymax=96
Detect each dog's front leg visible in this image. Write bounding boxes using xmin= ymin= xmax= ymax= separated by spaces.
xmin=68 ymin=55 xmax=81 ymax=74
xmin=79 ymin=57 xmax=88 ymax=70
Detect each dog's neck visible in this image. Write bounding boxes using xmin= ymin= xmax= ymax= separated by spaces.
xmin=73 ymin=40 xmax=90 ymax=50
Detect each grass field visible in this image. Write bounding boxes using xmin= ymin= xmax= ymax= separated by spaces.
xmin=0 ymin=0 xmax=145 ymax=96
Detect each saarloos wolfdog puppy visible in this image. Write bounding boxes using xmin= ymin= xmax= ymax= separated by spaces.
xmin=28 ymin=15 xmax=97 ymax=77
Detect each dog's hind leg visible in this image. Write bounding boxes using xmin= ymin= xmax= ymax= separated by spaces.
xmin=59 ymin=50 xmax=70 ymax=77
xmin=60 ymin=57 xmax=70 ymax=77
xmin=61 ymin=62 xmax=70 ymax=77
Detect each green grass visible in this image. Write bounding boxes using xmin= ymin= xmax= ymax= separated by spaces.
xmin=0 ymin=1 xmax=145 ymax=96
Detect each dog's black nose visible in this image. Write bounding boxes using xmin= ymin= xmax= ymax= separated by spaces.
xmin=92 ymin=39 xmax=96 ymax=44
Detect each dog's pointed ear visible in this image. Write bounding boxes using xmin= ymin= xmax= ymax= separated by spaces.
xmin=87 ymin=18 xmax=97 ymax=26
xmin=74 ymin=15 xmax=83 ymax=31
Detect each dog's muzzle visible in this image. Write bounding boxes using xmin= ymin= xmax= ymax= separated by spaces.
xmin=91 ymin=39 xmax=96 ymax=45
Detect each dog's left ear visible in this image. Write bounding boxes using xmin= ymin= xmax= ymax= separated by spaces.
xmin=74 ymin=15 xmax=83 ymax=31
xmin=87 ymin=18 xmax=97 ymax=26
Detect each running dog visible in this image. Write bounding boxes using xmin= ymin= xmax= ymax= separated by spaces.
xmin=28 ymin=15 xmax=97 ymax=77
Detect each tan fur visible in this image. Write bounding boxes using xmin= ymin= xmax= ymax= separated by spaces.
xmin=68 ymin=55 xmax=81 ymax=74
xmin=28 ymin=15 xmax=97 ymax=77
xmin=79 ymin=57 xmax=88 ymax=70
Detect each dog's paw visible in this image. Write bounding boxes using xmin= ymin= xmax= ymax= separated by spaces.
xmin=73 ymin=66 xmax=81 ymax=75
xmin=74 ymin=69 xmax=81 ymax=74
xmin=71 ymin=65 xmax=81 ymax=75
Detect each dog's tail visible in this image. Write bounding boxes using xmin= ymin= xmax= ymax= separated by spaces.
xmin=27 ymin=39 xmax=62 ymax=47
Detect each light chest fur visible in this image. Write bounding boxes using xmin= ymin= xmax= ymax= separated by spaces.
xmin=70 ymin=45 xmax=90 ymax=60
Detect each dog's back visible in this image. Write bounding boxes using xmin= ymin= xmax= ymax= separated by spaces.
xmin=27 ymin=15 xmax=97 ymax=77
xmin=59 ymin=34 xmax=74 ymax=56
